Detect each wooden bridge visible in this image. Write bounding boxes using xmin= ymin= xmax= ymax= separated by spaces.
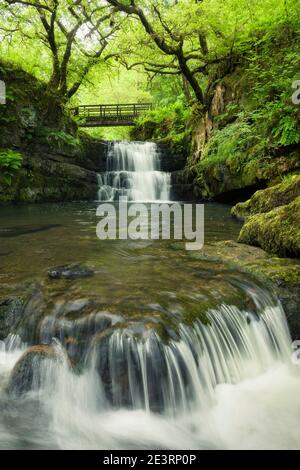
xmin=72 ymin=103 xmax=152 ymax=127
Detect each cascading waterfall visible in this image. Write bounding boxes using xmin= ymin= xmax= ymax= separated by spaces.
xmin=1 ymin=289 xmax=300 ymax=449
xmin=89 ymin=302 xmax=292 ymax=414
xmin=97 ymin=141 xmax=171 ymax=202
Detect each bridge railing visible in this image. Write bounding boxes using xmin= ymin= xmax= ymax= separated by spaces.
xmin=72 ymin=103 xmax=153 ymax=121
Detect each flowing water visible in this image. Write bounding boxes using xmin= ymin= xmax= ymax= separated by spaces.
xmin=97 ymin=141 xmax=171 ymax=201
xmin=0 ymin=141 xmax=299 ymax=449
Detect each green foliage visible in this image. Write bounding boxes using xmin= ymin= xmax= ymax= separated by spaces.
xmin=43 ymin=130 xmax=81 ymax=150
xmin=204 ymin=117 xmax=257 ymax=163
xmin=135 ymin=97 xmax=191 ymax=152
xmin=0 ymin=149 xmax=23 ymax=185
xmin=241 ymin=29 xmax=300 ymax=148
xmin=273 ymin=115 xmax=300 ymax=146
xmin=197 ymin=18 xmax=300 ymax=181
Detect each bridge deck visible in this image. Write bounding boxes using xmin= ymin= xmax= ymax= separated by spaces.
xmin=72 ymin=103 xmax=152 ymax=127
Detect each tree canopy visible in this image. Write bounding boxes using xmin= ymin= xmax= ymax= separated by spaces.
xmin=0 ymin=0 xmax=299 ymax=111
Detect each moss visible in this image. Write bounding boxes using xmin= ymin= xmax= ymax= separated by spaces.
xmin=232 ymin=174 xmax=300 ymax=220
xmin=238 ymin=196 xmax=300 ymax=258
xmin=0 ymin=61 xmax=109 ymax=203
xmin=200 ymin=240 xmax=300 ymax=287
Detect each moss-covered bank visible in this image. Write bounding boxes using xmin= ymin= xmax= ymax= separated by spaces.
xmin=199 ymin=240 xmax=300 ymax=338
xmin=0 ymin=61 xmax=107 ymax=203
xmin=232 ymin=175 xmax=300 ymax=220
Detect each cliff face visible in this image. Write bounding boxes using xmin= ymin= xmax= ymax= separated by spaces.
xmin=0 ymin=61 xmax=107 ymax=203
xmin=187 ymin=77 xmax=300 ymax=202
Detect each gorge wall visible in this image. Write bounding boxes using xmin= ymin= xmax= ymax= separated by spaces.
xmin=0 ymin=61 xmax=107 ymax=203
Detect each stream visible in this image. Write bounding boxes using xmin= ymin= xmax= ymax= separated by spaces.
xmin=0 ymin=141 xmax=300 ymax=450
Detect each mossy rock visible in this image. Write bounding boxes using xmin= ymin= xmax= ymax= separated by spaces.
xmin=232 ymin=175 xmax=300 ymax=220
xmin=238 ymin=196 xmax=300 ymax=258
xmin=199 ymin=240 xmax=300 ymax=338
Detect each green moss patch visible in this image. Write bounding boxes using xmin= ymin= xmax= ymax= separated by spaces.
xmin=238 ymin=196 xmax=300 ymax=258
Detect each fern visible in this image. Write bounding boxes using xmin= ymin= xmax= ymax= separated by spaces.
xmin=0 ymin=149 xmax=23 ymax=185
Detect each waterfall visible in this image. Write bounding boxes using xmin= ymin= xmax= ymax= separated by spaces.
xmin=88 ymin=302 xmax=292 ymax=414
xmin=2 ymin=289 xmax=300 ymax=449
xmin=97 ymin=141 xmax=171 ymax=202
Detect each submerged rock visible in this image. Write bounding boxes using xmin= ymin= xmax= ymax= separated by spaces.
xmin=0 ymin=224 xmax=61 ymax=238
xmin=7 ymin=344 xmax=65 ymax=398
xmin=90 ymin=324 xmax=177 ymax=412
xmin=48 ymin=264 xmax=94 ymax=280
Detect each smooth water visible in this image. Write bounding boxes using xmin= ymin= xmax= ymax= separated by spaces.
xmin=0 ymin=170 xmax=299 ymax=448
xmin=97 ymin=141 xmax=171 ymax=201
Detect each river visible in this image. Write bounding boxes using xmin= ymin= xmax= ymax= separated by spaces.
xmin=0 ymin=141 xmax=299 ymax=449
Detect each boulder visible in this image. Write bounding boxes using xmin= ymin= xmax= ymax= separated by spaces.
xmin=7 ymin=344 xmax=64 ymax=397
xmin=238 ymin=196 xmax=300 ymax=258
xmin=232 ymin=175 xmax=300 ymax=220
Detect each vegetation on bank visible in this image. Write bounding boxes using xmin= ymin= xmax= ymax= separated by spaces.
xmin=132 ymin=98 xmax=192 ymax=154
xmin=238 ymin=196 xmax=300 ymax=258
xmin=232 ymin=175 xmax=300 ymax=220
xmin=0 ymin=149 xmax=23 ymax=185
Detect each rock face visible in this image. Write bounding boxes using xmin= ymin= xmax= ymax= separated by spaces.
xmin=170 ymin=170 xmax=195 ymax=200
xmin=187 ymin=151 xmax=300 ymax=202
xmin=48 ymin=264 xmax=95 ymax=280
xmin=0 ymin=60 xmax=108 ymax=203
xmin=1 ymin=153 xmax=100 ymax=203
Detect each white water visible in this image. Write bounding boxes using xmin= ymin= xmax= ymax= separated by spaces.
xmin=97 ymin=141 xmax=171 ymax=202
xmin=1 ymin=298 xmax=300 ymax=449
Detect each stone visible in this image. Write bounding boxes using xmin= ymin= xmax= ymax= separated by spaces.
xmin=200 ymin=240 xmax=300 ymax=338
xmin=48 ymin=264 xmax=95 ymax=280
xmin=7 ymin=344 xmax=64 ymax=397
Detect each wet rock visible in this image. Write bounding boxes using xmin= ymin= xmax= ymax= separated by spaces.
xmin=7 ymin=344 xmax=64 ymax=398
xmin=90 ymin=323 xmax=189 ymax=413
xmin=0 ymin=297 xmax=24 ymax=340
xmin=48 ymin=264 xmax=94 ymax=280
xmin=201 ymin=240 xmax=300 ymax=338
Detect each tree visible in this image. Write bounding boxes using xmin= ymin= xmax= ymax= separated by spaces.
xmin=105 ymin=0 xmax=294 ymax=110
xmin=105 ymin=0 xmax=243 ymax=108
xmin=2 ymin=0 xmax=119 ymax=103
